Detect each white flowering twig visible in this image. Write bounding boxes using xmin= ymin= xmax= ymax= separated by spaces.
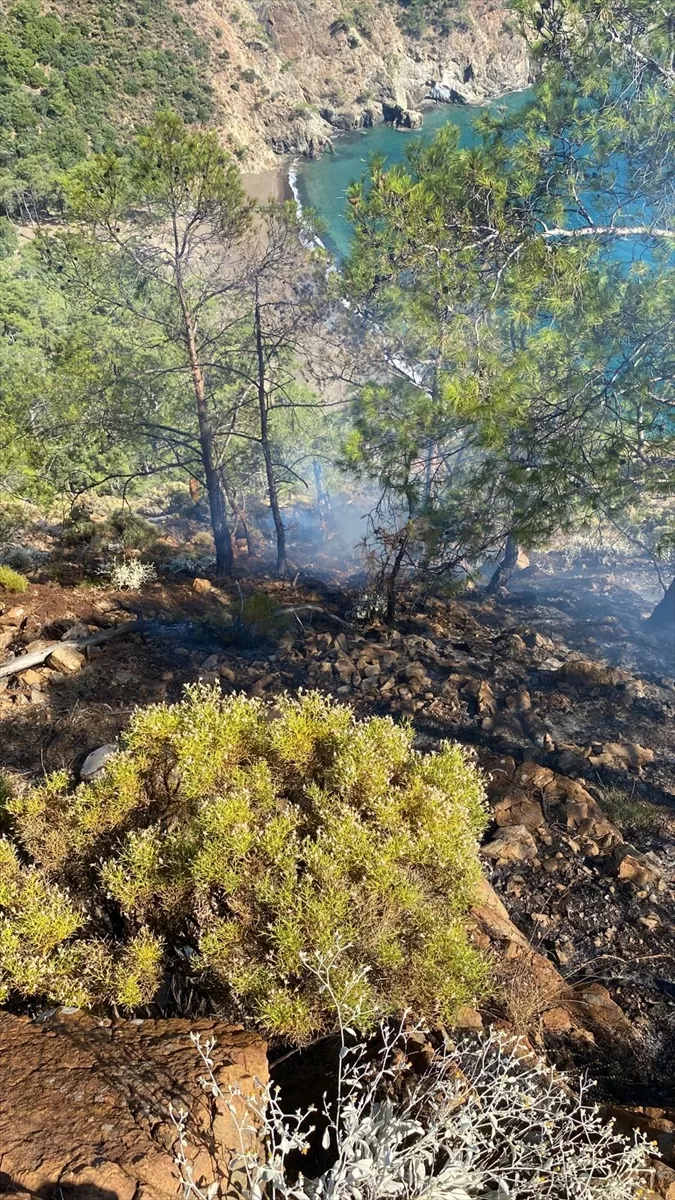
xmin=98 ymin=557 xmax=157 ymax=590
xmin=171 ymin=946 xmax=654 ymax=1200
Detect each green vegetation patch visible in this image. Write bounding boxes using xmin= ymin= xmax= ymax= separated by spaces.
xmin=0 ymin=0 xmax=214 ymax=221
xmin=0 ymin=563 xmax=29 ymax=592
xmin=1 ymin=686 xmax=489 ymax=1040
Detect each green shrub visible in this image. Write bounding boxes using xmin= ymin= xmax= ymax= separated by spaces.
xmin=1 ymin=687 xmax=489 ymax=1040
xmin=0 ymin=564 xmax=29 ymax=593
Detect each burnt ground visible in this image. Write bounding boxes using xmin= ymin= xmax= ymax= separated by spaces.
xmin=1 ymin=548 xmax=674 ymax=1156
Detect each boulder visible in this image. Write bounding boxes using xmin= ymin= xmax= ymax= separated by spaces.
xmin=80 ymin=744 xmax=118 ymax=781
xmin=588 ymin=741 xmax=655 ymax=771
xmin=0 ymin=1010 xmax=268 ymax=1200
xmin=612 ymin=844 xmax=663 ymax=890
xmin=0 ymin=606 xmax=26 ymax=626
xmin=482 ymin=823 xmax=538 ymax=863
xmin=427 ymin=83 xmax=466 ymax=103
xmin=48 ymin=645 xmax=86 ymax=675
xmin=492 ymin=787 xmax=544 ymax=831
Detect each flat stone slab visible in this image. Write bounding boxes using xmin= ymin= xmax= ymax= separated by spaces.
xmin=0 ymin=1010 xmax=268 ymax=1200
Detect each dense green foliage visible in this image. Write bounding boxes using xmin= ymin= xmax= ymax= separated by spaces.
xmin=0 ymin=563 xmax=28 ymax=591
xmin=343 ymin=0 xmax=674 ymax=602
xmin=1 ymin=687 xmax=488 ymax=1038
xmin=0 ymin=0 xmax=213 ymax=220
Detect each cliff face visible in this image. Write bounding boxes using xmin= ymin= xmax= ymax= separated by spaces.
xmin=180 ymin=0 xmax=530 ymax=169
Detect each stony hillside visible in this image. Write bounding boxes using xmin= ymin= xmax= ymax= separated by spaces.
xmin=177 ymin=0 xmax=530 ymax=166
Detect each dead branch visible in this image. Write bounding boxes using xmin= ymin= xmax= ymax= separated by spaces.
xmin=0 ymin=620 xmax=148 ymax=680
xmin=277 ymin=605 xmax=352 ymax=629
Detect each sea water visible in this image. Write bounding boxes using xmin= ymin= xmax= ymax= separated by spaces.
xmin=291 ymin=91 xmax=530 ymax=258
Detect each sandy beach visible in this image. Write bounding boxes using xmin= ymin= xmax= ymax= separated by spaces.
xmin=241 ymin=164 xmax=294 ymax=204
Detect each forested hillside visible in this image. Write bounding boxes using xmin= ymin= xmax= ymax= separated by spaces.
xmin=0 ymin=0 xmax=528 ymax=203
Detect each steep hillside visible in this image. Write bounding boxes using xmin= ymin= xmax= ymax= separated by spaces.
xmin=0 ymin=0 xmax=528 ymax=217
xmin=177 ymin=0 xmax=529 ymax=165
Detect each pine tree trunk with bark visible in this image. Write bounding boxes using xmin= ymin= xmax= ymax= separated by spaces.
xmin=181 ymin=303 xmax=234 ymax=577
xmin=647 ymin=576 xmax=675 ymax=630
xmin=255 ymin=284 xmax=287 ymax=577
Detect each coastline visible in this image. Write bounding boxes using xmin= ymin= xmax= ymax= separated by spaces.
xmin=241 ymin=164 xmax=294 ymax=205
xmin=241 ymin=85 xmax=532 ymax=217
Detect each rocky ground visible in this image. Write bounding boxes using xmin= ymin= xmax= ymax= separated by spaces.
xmin=1 ymin=547 xmax=674 ymax=1194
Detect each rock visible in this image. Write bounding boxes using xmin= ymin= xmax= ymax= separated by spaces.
xmin=541 ymin=1006 xmax=574 ymax=1034
xmin=613 ymin=845 xmax=663 ymax=890
xmin=504 ymin=633 xmax=527 ymax=655
xmin=558 ymin=657 xmax=628 ymax=687
xmin=568 ymin=982 xmax=634 ymax=1042
xmin=452 ymin=1004 xmax=484 ymax=1030
xmin=192 ymin=577 xmax=213 ymax=594
xmin=523 ymin=630 xmax=555 ymax=651
xmin=427 ymin=82 xmax=466 ymax=103
xmin=651 ymin=1161 xmax=675 ymax=1200
xmin=21 ymin=668 xmax=43 ymax=687
xmin=604 ymin=1105 xmax=675 ymax=1168
xmin=462 ymin=677 xmax=497 ymax=716
xmin=382 ymin=102 xmax=423 ymax=128
xmin=81 ymin=744 xmax=118 ymax=781
xmin=588 ymin=741 xmax=655 ymax=771
xmin=0 ymin=1010 xmax=268 ymax=1200
xmin=0 ymin=606 xmax=26 ymax=626
xmin=61 ymin=621 xmax=91 ymax=641
xmin=514 ymin=762 xmax=556 ymax=792
xmin=493 ymin=788 xmax=545 ymax=831
xmin=48 ymin=645 xmax=86 ymax=675
xmin=24 ymin=638 xmax=52 ymax=655
xmin=482 ymin=823 xmax=538 ymax=863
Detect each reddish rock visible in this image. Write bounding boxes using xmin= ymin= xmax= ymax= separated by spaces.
xmin=492 ymin=787 xmax=544 ymax=831
xmin=48 ymin=645 xmax=86 ymax=675
xmin=567 ymin=983 xmax=634 ymax=1043
xmin=482 ymin=823 xmax=538 ymax=863
xmin=0 ymin=1011 xmax=268 ymax=1200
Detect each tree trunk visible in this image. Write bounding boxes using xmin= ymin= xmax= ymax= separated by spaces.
xmin=647 ymin=576 xmax=674 ymax=629
xmin=254 ymin=284 xmax=286 ymax=576
xmin=486 ymin=533 xmax=520 ymax=594
xmin=385 ymin=530 xmax=410 ymax=623
xmin=182 ymin=306 xmax=234 ymax=576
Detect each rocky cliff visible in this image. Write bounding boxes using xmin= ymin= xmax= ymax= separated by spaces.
xmin=179 ymin=0 xmax=530 ymax=168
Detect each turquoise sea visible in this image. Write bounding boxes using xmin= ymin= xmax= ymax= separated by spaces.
xmin=292 ymin=91 xmax=529 ymax=258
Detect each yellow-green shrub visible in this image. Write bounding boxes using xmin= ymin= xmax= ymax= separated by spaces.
xmin=0 ymin=564 xmax=29 ymax=593
xmin=2 ymin=686 xmax=489 ymax=1040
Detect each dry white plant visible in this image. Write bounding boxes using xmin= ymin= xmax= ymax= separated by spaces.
xmin=99 ymin=557 xmax=157 ymax=590
xmin=170 ymin=951 xmax=654 ymax=1200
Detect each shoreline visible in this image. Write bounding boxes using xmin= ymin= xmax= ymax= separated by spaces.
xmin=241 ymin=164 xmax=294 ymax=206
xmin=241 ymin=85 xmax=532 ymax=213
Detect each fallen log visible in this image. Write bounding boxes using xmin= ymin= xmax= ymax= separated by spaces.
xmin=0 ymin=620 xmax=147 ymax=680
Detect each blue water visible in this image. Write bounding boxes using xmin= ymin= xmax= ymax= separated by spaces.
xmin=293 ymin=91 xmax=529 ymax=258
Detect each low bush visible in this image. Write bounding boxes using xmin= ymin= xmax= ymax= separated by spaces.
xmin=0 ymin=564 xmax=29 ymax=593
xmin=99 ymin=557 xmax=158 ymax=590
xmin=0 ymin=687 xmax=488 ymax=1040
xmin=196 ymin=1024 xmax=652 ymax=1200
